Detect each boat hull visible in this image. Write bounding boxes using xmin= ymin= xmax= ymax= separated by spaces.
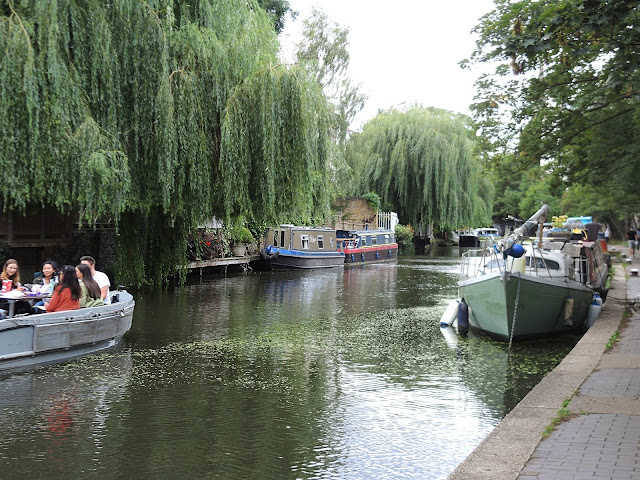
xmin=459 ymin=272 xmax=592 ymax=341
xmin=343 ymin=245 xmax=398 ymax=263
xmin=458 ymin=235 xmax=480 ymax=247
xmin=270 ymin=250 xmax=345 ymax=269
xmin=0 ymin=290 xmax=135 ymax=371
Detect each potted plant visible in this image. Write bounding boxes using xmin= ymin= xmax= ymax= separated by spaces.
xmin=227 ymin=224 xmax=254 ymax=257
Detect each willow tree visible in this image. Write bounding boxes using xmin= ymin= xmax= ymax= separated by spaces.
xmin=350 ymin=107 xmax=492 ymax=231
xmin=0 ymin=0 xmax=332 ymax=284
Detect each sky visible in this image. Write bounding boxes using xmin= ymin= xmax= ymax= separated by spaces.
xmin=279 ymin=0 xmax=497 ymax=130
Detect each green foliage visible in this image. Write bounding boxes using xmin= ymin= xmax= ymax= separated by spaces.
xmin=395 ymin=224 xmax=414 ymax=253
xmin=542 ymin=406 xmax=572 ymax=437
xmin=295 ymin=8 xmax=365 ymax=148
xmin=468 ymin=0 xmax=640 ymax=221
xmin=362 ymin=192 xmax=380 ymax=210
xmin=226 ymin=225 xmax=254 ymax=244
xmin=606 ymin=330 xmax=620 ymax=351
xmin=350 ymin=107 xmax=492 ymax=230
xmin=220 ymin=65 xmax=331 ymax=227
xmin=518 ymin=173 xmax=561 ymax=220
xmin=1 ymin=0 xmax=332 ymax=285
xmin=256 ymin=0 xmax=294 ymax=34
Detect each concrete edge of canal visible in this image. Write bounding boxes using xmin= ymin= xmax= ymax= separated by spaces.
xmin=447 ymin=261 xmax=628 ymax=480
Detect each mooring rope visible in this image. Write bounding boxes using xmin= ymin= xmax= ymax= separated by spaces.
xmin=508 ymin=275 xmax=522 ymax=350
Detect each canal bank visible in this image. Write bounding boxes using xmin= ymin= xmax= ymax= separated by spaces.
xmin=449 ymin=251 xmax=639 ymax=479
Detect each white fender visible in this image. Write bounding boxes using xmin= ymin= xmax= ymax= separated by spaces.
xmin=440 ymin=299 xmax=460 ymax=326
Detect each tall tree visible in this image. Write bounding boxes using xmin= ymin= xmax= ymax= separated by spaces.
xmin=294 ymin=8 xmax=366 ymax=200
xmin=295 ymin=8 xmax=365 ymax=146
xmin=0 ymin=0 xmax=331 ymax=284
xmin=467 ymin=0 xmax=640 ymax=219
xmin=351 ymin=107 xmax=492 ymax=231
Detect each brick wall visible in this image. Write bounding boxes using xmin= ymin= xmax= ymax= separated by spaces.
xmin=332 ymin=198 xmax=377 ymax=230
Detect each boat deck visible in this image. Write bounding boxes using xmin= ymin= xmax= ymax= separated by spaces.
xmin=187 ymin=255 xmax=261 ymax=274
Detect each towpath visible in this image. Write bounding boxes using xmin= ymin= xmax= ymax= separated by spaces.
xmin=448 ymin=248 xmax=640 ymax=480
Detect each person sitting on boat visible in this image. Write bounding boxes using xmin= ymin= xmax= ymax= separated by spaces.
xmin=80 ymin=255 xmax=111 ymax=304
xmin=31 ymin=260 xmax=60 ymax=310
xmin=0 ymin=258 xmax=31 ymax=315
xmin=33 ymin=260 xmax=59 ymax=294
xmin=45 ymin=265 xmax=81 ymax=313
xmin=1 ymin=258 xmax=21 ymax=290
xmin=75 ymin=263 xmax=104 ymax=308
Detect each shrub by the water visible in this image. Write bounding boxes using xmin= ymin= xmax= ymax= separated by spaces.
xmin=395 ymin=224 xmax=415 ymax=254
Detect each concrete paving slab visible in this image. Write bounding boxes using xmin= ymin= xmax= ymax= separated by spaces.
xmin=598 ymin=354 xmax=640 ymax=369
xmin=569 ymin=396 xmax=640 ymax=415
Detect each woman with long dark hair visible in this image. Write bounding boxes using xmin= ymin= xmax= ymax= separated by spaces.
xmin=76 ymin=263 xmax=103 ymax=308
xmin=46 ymin=265 xmax=81 ymax=313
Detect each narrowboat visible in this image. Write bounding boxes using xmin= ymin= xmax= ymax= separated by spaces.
xmin=261 ymin=225 xmax=345 ymax=269
xmin=337 ymin=229 xmax=398 ymax=264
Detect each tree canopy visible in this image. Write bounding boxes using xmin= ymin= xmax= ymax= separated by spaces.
xmin=349 ymin=107 xmax=493 ymax=231
xmin=295 ymin=8 xmax=365 ymax=147
xmin=467 ymin=0 xmax=640 ymax=222
xmin=1 ymin=0 xmax=332 ymax=284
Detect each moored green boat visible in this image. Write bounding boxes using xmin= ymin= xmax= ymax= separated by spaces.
xmin=458 ymin=205 xmax=607 ymax=341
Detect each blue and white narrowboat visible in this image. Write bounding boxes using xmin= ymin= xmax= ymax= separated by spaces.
xmin=337 ymin=229 xmax=398 ymax=264
xmin=261 ymin=225 xmax=345 ymax=269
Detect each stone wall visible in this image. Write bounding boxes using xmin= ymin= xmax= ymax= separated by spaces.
xmin=331 ymin=198 xmax=377 ymax=230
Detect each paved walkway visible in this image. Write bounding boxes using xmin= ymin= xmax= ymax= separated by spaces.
xmin=449 ymin=247 xmax=640 ymax=480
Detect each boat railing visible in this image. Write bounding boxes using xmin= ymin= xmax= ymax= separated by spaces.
xmin=526 ymin=244 xmax=554 ymax=279
xmin=460 ymin=245 xmax=504 ymax=279
xmin=461 ymin=242 xmax=563 ymax=281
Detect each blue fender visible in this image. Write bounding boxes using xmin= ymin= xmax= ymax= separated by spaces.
xmin=457 ymin=298 xmax=469 ymax=335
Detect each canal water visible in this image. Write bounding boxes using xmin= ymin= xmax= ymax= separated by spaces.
xmin=0 ymin=250 xmax=579 ymax=479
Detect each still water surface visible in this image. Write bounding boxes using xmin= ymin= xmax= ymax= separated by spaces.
xmin=0 ymin=250 xmax=579 ymax=479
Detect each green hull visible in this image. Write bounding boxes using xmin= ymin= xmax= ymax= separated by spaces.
xmin=458 ymin=272 xmax=593 ymax=341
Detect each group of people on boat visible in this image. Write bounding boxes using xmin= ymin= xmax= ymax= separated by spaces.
xmin=0 ymin=255 xmax=111 ymax=317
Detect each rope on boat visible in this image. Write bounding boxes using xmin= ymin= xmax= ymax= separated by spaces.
xmin=508 ymin=275 xmax=522 ymax=350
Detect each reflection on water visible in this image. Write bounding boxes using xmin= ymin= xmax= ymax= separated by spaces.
xmin=0 ymin=254 xmax=579 ymax=479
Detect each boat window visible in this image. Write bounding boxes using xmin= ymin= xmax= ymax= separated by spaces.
xmin=525 ymin=257 xmax=560 ymax=270
xmin=372 ymin=235 xmax=378 ymax=245
xmin=281 ymin=231 xmax=286 ymax=248
xmin=362 ymin=236 xmax=368 ymax=246
xmin=384 ymin=234 xmax=390 ymax=244
xmin=301 ymin=235 xmax=309 ymax=249
xmin=330 ymin=237 xmax=334 ymax=248
xmin=273 ymin=231 xmax=278 ymax=247
xmin=318 ymin=235 xmax=324 ymax=249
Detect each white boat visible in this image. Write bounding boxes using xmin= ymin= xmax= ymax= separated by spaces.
xmin=0 ymin=289 xmax=135 ymax=371
xmin=456 ymin=227 xmax=499 ymax=247
xmin=475 ymin=227 xmax=500 ymax=244
xmin=456 ymin=228 xmax=479 ymax=247
xmin=458 ymin=205 xmax=607 ymax=341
